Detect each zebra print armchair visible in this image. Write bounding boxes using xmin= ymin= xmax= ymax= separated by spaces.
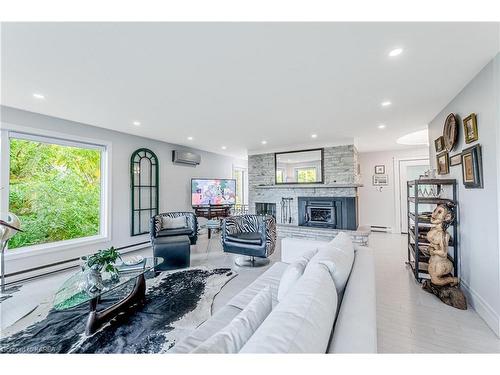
xmin=150 ymin=212 xmax=198 ymax=245
xmin=222 ymin=214 xmax=276 ymax=267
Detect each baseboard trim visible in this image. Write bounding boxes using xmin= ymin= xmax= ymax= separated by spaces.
xmin=461 ymin=279 xmax=500 ymax=337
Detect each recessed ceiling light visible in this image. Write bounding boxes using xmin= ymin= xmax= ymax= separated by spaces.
xmin=221 ymin=146 xmax=227 ymax=150
xmin=378 ymin=124 xmax=387 ymax=129
xmin=33 ymin=93 xmax=45 ymax=99
xmin=133 ymin=121 xmax=141 ymax=126
xmin=261 ymin=140 xmax=267 ymax=145
xmin=311 ymin=134 xmax=318 ymax=138
xmin=388 ymin=48 xmax=403 ymax=57
xmin=381 ymin=101 xmax=392 ymax=107
xmin=187 ymin=136 xmax=193 ymax=141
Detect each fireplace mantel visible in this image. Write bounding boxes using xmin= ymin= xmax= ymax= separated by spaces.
xmin=255 ymin=183 xmax=363 ymax=189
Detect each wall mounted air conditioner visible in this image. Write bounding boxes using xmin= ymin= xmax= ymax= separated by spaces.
xmin=172 ymin=150 xmax=201 ymax=166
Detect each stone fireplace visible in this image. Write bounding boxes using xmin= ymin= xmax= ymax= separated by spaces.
xmin=247 ymin=144 xmax=369 ymax=245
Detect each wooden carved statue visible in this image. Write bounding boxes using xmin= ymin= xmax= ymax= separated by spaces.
xmin=426 ymin=203 xmax=458 ymax=287
xmin=422 ymin=202 xmax=467 ymax=309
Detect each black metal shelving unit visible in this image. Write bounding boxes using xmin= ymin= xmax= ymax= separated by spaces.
xmin=407 ymin=179 xmax=458 ymax=282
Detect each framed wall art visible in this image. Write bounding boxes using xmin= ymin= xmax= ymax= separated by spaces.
xmin=449 ymin=153 xmax=462 ymax=167
xmin=374 ymin=165 xmax=385 ymax=174
xmin=461 ymin=144 xmax=483 ymax=188
xmin=463 ymin=113 xmax=478 ymax=144
xmin=372 ymin=174 xmax=388 ymax=186
xmin=443 ymin=113 xmax=458 ymax=152
xmin=436 ymin=152 xmax=449 ymax=175
xmin=434 ymin=136 xmax=445 ymax=153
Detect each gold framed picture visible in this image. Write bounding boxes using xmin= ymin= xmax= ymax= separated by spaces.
xmin=434 ymin=136 xmax=445 ymax=153
xmin=463 ymin=113 xmax=478 ymax=144
xmin=436 ymin=152 xmax=449 ymax=175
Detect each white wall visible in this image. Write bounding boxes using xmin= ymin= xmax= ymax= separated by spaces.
xmin=428 ymin=53 xmax=500 ymax=336
xmin=358 ymin=147 xmax=429 ymax=232
xmin=0 ymin=106 xmax=246 ymax=275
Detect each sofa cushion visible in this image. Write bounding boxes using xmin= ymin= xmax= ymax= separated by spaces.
xmin=162 ymin=215 xmax=187 ymax=229
xmin=226 ymin=232 xmax=262 ymax=245
xmin=239 ymin=263 xmax=338 ymax=353
xmin=277 ymin=249 xmax=317 ymax=302
xmin=227 ymin=262 xmax=287 ymax=310
xmin=192 ymin=287 xmax=273 ymax=353
xmin=170 ymin=305 xmax=241 ymax=353
xmin=307 ymin=232 xmax=355 ymax=295
xmin=157 ymin=228 xmax=193 ymax=237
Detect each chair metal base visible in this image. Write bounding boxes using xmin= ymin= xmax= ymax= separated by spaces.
xmin=234 ymin=256 xmax=270 ymax=268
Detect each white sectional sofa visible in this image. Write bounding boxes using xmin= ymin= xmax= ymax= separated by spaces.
xmin=172 ymin=233 xmax=377 ymax=353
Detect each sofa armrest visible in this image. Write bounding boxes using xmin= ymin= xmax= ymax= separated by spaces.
xmin=328 ymin=245 xmax=377 ymax=353
xmin=280 ymin=237 xmax=329 ymax=263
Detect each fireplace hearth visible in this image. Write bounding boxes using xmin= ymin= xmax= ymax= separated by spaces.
xmin=298 ymin=197 xmax=357 ymax=230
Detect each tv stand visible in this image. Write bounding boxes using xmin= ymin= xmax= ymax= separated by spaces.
xmin=194 ymin=205 xmax=232 ymax=220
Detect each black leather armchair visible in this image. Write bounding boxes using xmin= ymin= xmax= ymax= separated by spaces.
xmin=222 ymin=214 xmax=276 ymax=267
xmin=150 ymin=212 xmax=198 ymax=245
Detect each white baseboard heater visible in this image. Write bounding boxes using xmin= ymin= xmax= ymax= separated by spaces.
xmin=370 ymin=225 xmax=392 ymax=233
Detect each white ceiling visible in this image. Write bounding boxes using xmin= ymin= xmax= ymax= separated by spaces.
xmin=1 ymin=22 xmax=499 ymax=159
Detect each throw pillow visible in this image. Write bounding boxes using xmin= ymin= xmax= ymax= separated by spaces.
xmin=277 ymin=249 xmax=318 ymax=302
xmin=306 ymin=232 xmax=355 ymax=295
xmin=162 ymin=215 xmax=187 ymax=229
xmin=191 ymin=286 xmax=273 ymax=353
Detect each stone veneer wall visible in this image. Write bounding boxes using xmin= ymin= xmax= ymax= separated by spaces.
xmin=248 ymin=145 xmax=360 ymax=225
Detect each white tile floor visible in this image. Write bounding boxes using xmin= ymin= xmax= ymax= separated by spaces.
xmin=1 ymin=231 xmax=500 ymax=352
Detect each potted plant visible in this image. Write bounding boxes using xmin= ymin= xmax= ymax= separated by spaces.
xmin=83 ymin=247 xmax=121 ymax=293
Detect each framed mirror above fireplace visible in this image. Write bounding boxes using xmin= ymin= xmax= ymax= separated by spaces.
xmin=275 ymin=148 xmax=324 ymax=184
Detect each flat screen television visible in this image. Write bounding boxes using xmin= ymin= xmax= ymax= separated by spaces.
xmin=191 ymin=178 xmax=236 ymax=206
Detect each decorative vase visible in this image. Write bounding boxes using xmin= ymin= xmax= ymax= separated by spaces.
xmin=84 ymin=266 xmax=104 ymax=294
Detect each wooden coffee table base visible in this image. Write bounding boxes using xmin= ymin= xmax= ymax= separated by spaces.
xmin=85 ymin=274 xmax=146 ymax=336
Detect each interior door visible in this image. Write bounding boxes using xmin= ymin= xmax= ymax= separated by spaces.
xmin=399 ymin=159 xmax=430 ymax=233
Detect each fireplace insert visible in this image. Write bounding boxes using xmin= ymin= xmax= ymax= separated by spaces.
xmin=298 ymin=197 xmax=357 ymax=230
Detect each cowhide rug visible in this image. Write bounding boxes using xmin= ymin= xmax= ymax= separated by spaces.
xmin=0 ymin=267 xmax=236 ymax=353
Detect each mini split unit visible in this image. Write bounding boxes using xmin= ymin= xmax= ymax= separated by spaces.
xmin=172 ymin=150 xmax=201 ymax=166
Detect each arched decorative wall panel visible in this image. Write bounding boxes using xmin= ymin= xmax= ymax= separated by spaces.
xmin=130 ymin=148 xmax=159 ymax=236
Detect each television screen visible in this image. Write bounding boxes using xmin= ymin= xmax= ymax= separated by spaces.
xmin=191 ymin=179 xmax=236 ymax=206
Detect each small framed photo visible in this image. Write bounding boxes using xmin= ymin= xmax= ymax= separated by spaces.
xmin=373 ymin=174 xmax=388 ymax=186
xmin=436 ymin=152 xmax=449 ymax=175
xmin=434 ymin=136 xmax=445 ymax=153
xmin=449 ymin=153 xmax=462 ymax=167
xmin=461 ymin=144 xmax=483 ymax=188
xmin=374 ymin=165 xmax=385 ymax=174
xmin=463 ymin=113 xmax=478 ymax=144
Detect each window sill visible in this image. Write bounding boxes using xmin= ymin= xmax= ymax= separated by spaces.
xmin=3 ymin=235 xmax=111 ymax=261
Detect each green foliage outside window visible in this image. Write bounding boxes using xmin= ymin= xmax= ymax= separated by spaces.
xmin=296 ymin=168 xmax=317 ymax=183
xmin=8 ymin=138 xmax=101 ymax=249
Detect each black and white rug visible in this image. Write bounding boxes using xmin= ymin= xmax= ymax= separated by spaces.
xmin=0 ymin=267 xmax=236 ymax=353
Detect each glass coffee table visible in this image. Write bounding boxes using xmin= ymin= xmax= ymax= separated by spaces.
xmin=53 ymin=257 xmax=163 ymax=335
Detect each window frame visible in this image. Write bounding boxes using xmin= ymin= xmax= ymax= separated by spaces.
xmin=0 ymin=123 xmax=111 ymax=259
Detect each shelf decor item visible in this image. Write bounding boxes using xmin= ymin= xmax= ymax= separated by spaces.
xmin=449 ymin=153 xmax=462 ymax=167
xmin=463 ymin=113 xmax=478 ymax=144
xmin=434 ymin=136 xmax=445 ymax=153
xmin=443 ymin=113 xmax=458 ymax=152
xmin=461 ymin=144 xmax=483 ymax=188
xmin=374 ymin=165 xmax=385 ymax=174
xmin=436 ymin=152 xmax=449 ymax=175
